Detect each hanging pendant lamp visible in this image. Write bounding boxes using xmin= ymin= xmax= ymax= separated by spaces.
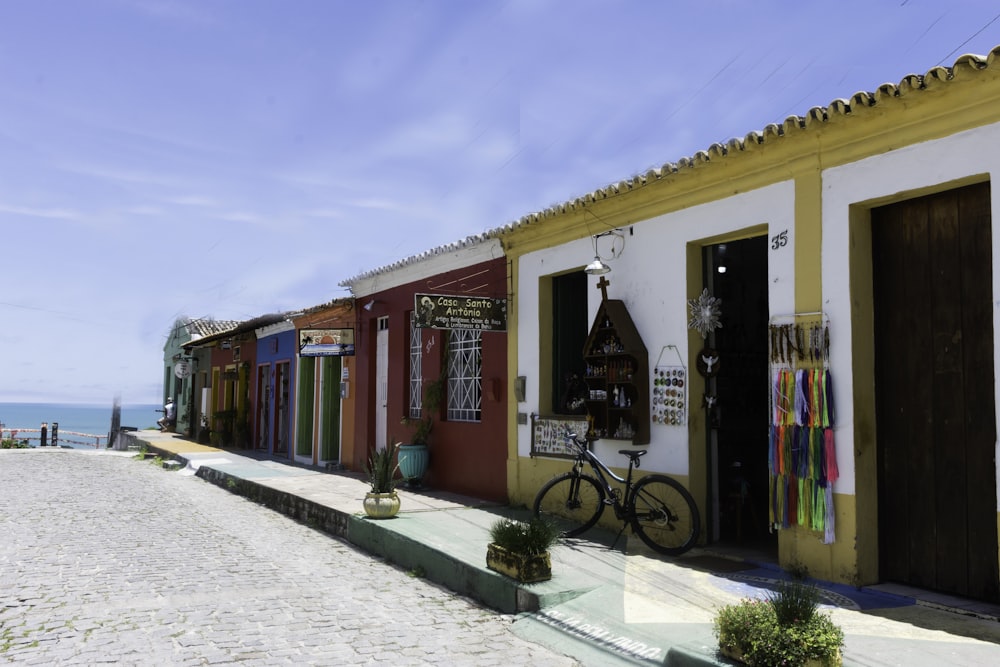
xmin=585 ymin=255 xmax=611 ymax=275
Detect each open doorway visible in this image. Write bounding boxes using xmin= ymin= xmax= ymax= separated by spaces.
xmin=703 ymin=236 xmax=775 ymax=554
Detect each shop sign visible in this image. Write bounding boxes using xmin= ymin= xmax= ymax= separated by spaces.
xmin=413 ymin=293 xmax=507 ymax=331
xmin=299 ymin=328 xmax=355 ymax=356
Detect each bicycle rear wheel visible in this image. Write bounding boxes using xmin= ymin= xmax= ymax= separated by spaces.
xmin=532 ymin=472 xmax=605 ymax=537
xmin=629 ymin=475 xmax=700 ymax=555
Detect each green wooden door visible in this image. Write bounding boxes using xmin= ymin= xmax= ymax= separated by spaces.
xmin=320 ymin=356 xmax=341 ymax=462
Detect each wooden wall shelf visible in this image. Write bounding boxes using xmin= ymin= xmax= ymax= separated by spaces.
xmin=582 ymin=299 xmax=649 ymax=445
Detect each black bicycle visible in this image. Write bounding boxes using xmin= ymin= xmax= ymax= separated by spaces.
xmin=532 ymin=431 xmax=700 ymax=556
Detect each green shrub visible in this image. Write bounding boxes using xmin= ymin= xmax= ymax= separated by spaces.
xmin=488 ymin=517 xmax=560 ymax=556
xmin=714 ymin=582 xmax=844 ymax=666
xmin=770 ymin=579 xmax=821 ymax=626
xmin=1 ymin=438 xmax=30 ymax=449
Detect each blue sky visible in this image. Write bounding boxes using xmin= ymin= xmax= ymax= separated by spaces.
xmin=2 ymin=0 xmax=999 ymax=405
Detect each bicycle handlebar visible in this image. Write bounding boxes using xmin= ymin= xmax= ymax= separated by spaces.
xmin=562 ymin=430 xmax=593 ymax=453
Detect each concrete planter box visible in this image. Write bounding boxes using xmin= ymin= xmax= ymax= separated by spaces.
xmin=486 ymin=543 xmax=551 ymax=583
xmin=719 ymin=642 xmax=842 ymax=667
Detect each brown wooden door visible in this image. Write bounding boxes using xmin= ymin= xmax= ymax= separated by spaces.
xmin=872 ymin=182 xmax=998 ymax=602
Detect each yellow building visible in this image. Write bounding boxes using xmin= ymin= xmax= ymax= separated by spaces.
xmin=496 ymin=46 xmax=1000 ymax=602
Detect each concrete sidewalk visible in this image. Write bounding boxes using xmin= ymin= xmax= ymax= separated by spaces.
xmin=132 ymin=431 xmax=1000 ymax=666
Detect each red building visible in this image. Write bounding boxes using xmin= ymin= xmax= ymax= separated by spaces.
xmin=343 ymin=243 xmax=509 ymax=503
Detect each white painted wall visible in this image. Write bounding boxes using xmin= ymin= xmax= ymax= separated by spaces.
xmin=519 ymin=119 xmax=1000 ymax=505
xmin=823 ymin=120 xmax=1000 ymax=503
xmin=517 ymin=180 xmax=796 ymax=476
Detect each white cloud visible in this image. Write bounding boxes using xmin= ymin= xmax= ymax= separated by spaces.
xmin=2 ymin=0 xmax=1000 ymax=404
xmin=164 ymin=195 xmax=222 ymax=208
xmin=0 ymin=204 xmax=82 ymax=220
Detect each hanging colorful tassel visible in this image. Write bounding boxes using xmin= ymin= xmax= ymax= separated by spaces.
xmin=793 ymin=369 xmax=806 ymax=425
xmin=810 ymin=369 xmax=822 ymax=427
xmin=772 ymin=371 xmax=780 ymax=424
xmin=823 ymin=428 xmax=838 ymax=483
xmin=766 ymin=347 xmax=837 ymax=542
xmin=823 ymin=485 xmax=836 ymax=544
xmin=768 ymin=426 xmax=776 ymax=476
xmin=823 ymin=369 xmax=835 ymax=427
xmin=810 ymin=426 xmax=822 ymax=484
xmin=811 ymin=481 xmax=825 ymax=532
xmin=783 ymin=425 xmax=793 ymax=477
xmin=773 ymin=370 xmax=793 ymax=425
xmin=798 ymin=425 xmax=810 ymax=480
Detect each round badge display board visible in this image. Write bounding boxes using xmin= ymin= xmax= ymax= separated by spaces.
xmin=652 ymin=366 xmax=686 ymax=426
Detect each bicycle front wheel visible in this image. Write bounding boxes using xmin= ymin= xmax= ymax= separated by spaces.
xmin=629 ymin=475 xmax=700 ymax=555
xmin=533 ymin=472 xmax=605 ymax=537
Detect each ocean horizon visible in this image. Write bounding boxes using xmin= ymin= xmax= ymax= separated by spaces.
xmin=1 ymin=401 xmax=161 ymax=448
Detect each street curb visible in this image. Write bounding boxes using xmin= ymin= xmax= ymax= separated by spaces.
xmin=140 ymin=442 xmax=534 ymax=615
xmin=197 ymin=464 xmax=534 ymax=614
xmin=347 ymin=513 xmax=536 ymax=614
xmin=664 ymin=645 xmax=730 ymax=666
xmin=193 ymin=465 xmax=352 ymax=539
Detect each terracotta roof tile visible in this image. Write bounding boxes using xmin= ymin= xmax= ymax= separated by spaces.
xmin=341 ymin=45 xmax=1000 ymax=285
xmin=187 ymin=318 xmax=242 ymax=339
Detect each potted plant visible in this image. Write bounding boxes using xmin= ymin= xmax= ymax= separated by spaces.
xmin=398 ymin=376 xmax=444 ymax=487
xmin=714 ymin=579 xmax=844 ymax=666
xmin=363 ymin=442 xmax=401 ymax=519
xmin=486 ymin=517 xmax=560 ymax=583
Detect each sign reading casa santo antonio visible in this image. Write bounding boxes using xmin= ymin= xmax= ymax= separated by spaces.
xmin=413 ymin=293 xmax=507 ymax=332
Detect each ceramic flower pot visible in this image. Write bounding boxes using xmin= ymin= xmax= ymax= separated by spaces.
xmin=397 ymin=443 xmax=429 ymax=486
xmin=363 ymin=491 xmax=400 ymax=519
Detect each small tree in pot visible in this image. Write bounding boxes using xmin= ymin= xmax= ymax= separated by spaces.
xmin=363 ymin=442 xmax=401 ymax=519
xmin=398 ymin=376 xmax=444 ymax=487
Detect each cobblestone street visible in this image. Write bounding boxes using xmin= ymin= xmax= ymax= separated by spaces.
xmin=0 ymin=450 xmax=577 ymax=666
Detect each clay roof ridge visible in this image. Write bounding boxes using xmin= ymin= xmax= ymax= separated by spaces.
xmin=340 ymin=45 xmax=1000 ymax=285
xmin=490 ymin=45 xmax=1000 ymax=236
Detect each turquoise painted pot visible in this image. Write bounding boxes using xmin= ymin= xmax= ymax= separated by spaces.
xmin=397 ymin=443 xmax=429 ymax=485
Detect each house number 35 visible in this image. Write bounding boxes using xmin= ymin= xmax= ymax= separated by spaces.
xmin=771 ymin=230 xmax=789 ymax=250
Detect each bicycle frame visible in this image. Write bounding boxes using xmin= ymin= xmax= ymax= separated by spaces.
xmin=535 ymin=431 xmax=701 ymax=556
xmin=566 ymin=434 xmax=638 ymax=518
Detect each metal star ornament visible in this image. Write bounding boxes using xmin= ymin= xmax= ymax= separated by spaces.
xmin=688 ymin=288 xmax=722 ymax=339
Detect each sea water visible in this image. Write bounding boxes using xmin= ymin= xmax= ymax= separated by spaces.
xmin=0 ymin=402 xmax=161 ymax=448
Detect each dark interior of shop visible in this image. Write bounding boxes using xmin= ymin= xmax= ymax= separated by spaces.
xmin=706 ymin=236 xmax=775 ymax=552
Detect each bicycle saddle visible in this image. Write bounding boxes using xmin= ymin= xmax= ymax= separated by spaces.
xmin=619 ymin=449 xmax=647 ymax=461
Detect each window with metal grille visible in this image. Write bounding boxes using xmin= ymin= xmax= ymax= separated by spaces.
xmin=446 ymin=328 xmax=481 ymax=422
xmin=409 ymin=312 xmax=422 ymax=419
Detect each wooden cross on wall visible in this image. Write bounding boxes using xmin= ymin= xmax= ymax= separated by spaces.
xmin=596 ymin=276 xmax=611 ymax=301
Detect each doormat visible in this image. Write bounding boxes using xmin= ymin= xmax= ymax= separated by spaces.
xmin=677 ymin=555 xmax=756 ymax=573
